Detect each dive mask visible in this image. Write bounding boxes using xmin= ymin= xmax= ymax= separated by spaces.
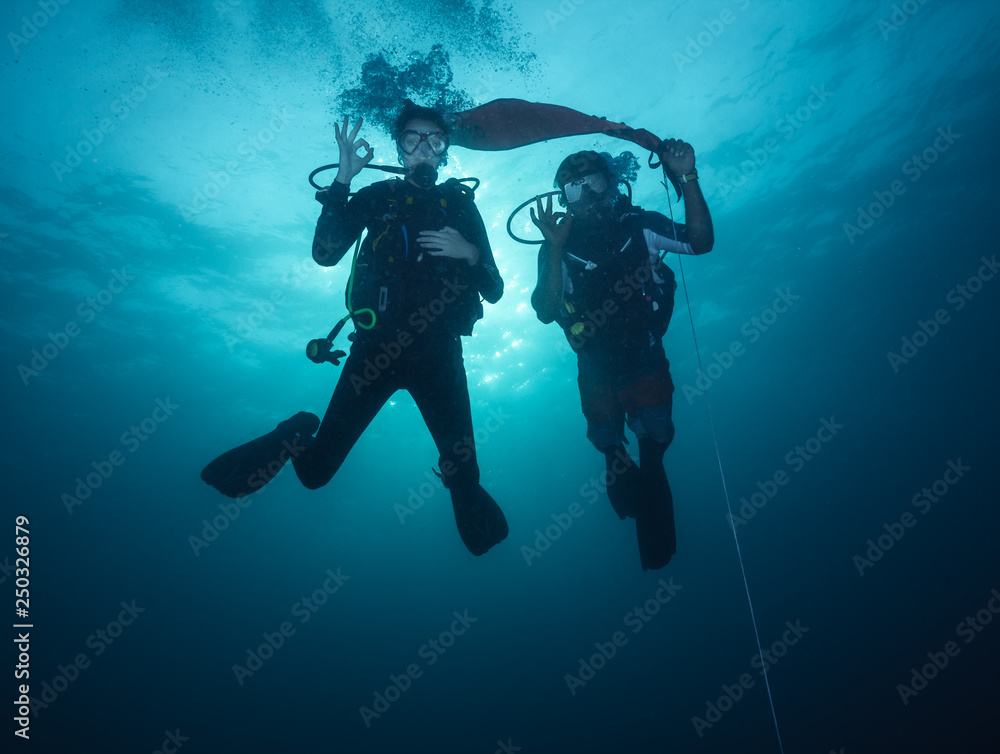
xmin=398 ymin=130 xmax=449 ymax=156
xmin=562 ymin=172 xmax=608 ymax=203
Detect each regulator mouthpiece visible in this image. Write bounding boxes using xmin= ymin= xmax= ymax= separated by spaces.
xmin=306 ymin=339 xmax=346 ymax=366
xmin=409 ymin=163 xmax=438 ymax=189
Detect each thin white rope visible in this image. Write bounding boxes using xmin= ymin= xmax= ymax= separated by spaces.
xmin=664 ymin=182 xmax=785 ymax=754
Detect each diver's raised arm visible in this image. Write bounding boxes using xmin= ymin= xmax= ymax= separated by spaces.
xmin=661 ymin=139 xmax=713 ymax=254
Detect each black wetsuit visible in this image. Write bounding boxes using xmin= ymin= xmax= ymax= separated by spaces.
xmin=294 ymin=177 xmax=503 ymax=491
xmin=543 ymin=198 xmax=693 ymax=451
xmin=532 ymin=196 xmax=698 ymax=569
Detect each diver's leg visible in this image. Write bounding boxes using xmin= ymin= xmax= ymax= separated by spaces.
xmin=291 ymin=337 xmax=398 ymax=490
xmin=603 ymin=444 xmax=642 ymax=520
xmin=578 ymin=364 xmax=639 ymax=519
xmin=201 ymin=411 xmax=320 ymax=498
xmin=408 ymin=335 xmax=480 ymax=488
xmin=624 ymin=363 xmax=677 ymax=569
xmin=408 ymin=335 xmax=507 ymax=555
xmin=636 ymin=436 xmax=676 ymax=569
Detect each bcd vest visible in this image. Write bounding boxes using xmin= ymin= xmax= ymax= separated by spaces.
xmin=556 ymin=217 xmax=676 ymax=355
xmin=350 ymin=179 xmax=484 ymax=337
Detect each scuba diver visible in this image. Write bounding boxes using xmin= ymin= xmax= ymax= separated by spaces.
xmin=529 ymin=143 xmax=713 ymax=569
xmin=201 ymin=100 xmax=509 ymax=556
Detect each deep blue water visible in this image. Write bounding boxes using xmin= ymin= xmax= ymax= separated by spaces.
xmin=3 ymin=1 xmax=999 ymax=752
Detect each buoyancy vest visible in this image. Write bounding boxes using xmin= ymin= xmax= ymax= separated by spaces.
xmin=555 ymin=209 xmax=676 ymax=360
xmin=350 ymin=178 xmax=485 ymax=337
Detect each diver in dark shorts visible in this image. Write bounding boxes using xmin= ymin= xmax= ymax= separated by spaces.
xmin=530 ymin=145 xmax=713 ymax=569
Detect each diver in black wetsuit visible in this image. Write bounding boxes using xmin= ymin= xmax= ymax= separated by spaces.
xmin=202 ymin=101 xmax=508 ymax=556
xmin=530 ymin=145 xmax=713 ymax=569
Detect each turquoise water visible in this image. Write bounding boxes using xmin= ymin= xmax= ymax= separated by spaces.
xmin=3 ymin=1 xmax=999 ymax=752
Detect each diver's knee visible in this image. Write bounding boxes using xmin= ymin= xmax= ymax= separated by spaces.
xmin=593 ymin=442 xmax=621 ymax=457
xmin=638 ymin=437 xmax=670 ymax=466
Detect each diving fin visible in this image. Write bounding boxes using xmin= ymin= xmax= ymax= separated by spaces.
xmin=201 ymin=412 xmax=320 ymax=498
xmin=450 ymin=483 xmax=509 ymax=556
xmin=635 ymin=461 xmax=676 ymax=570
xmin=604 ymin=446 xmax=641 ymax=520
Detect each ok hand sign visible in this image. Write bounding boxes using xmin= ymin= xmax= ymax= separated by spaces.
xmin=333 ymin=116 xmax=375 ymax=185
